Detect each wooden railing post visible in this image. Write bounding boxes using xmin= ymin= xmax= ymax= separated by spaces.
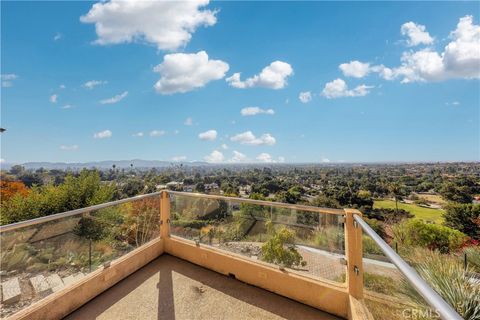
xmin=344 ymin=208 xmax=363 ymax=299
xmin=160 ymin=190 xmax=171 ymax=239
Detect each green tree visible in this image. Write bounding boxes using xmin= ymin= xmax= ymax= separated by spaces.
xmin=444 ymin=203 xmax=480 ymax=240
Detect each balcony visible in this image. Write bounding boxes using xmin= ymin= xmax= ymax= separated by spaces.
xmin=0 ymin=191 xmax=462 ymax=320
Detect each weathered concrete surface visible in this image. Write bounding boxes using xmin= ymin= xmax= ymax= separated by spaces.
xmin=46 ymin=274 xmax=64 ymax=292
xmin=62 ymin=273 xmax=85 ymax=287
xmin=29 ymin=275 xmax=51 ymax=295
xmin=1 ymin=277 xmax=21 ymax=304
xmin=65 ymin=254 xmax=341 ymax=320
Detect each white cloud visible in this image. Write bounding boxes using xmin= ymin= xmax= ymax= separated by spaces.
xmin=132 ymin=132 xmax=144 ymax=137
xmin=80 ymin=0 xmax=217 ymax=51
xmin=100 ymin=91 xmax=128 ymax=104
xmin=230 ymin=131 xmax=276 ymax=146
xmin=61 ymin=104 xmax=74 ymax=109
xmin=321 ymin=157 xmax=331 ymax=163
xmin=172 ymin=156 xmax=187 ymax=162
xmin=94 ymin=130 xmax=112 ymax=139
xmin=83 ymin=80 xmax=107 ymax=89
xmin=347 ymin=16 xmax=480 ymax=83
xmin=204 ymin=150 xmax=224 ymax=163
xmin=198 ymin=129 xmax=217 ymax=141
xmin=229 ymin=150 xmax=248 ymax=163
xmin=256 ymin=153 xmax=273 ymax=163
xmin=1 ymin=74 xmax=18 ymax=87
xmin=446 ymin=101 xmax=461 ymax=106
xmin=0 ymin=158 xmax=5 ymax=164
xmin=278 ymin=156 xmax=285 ymax=163
xmin=401 ymin=22 xmax=434 ymax=47
xmin=321 ymin=79 xmax=373 ymax=99
xmin=184 ymin=117 xmax=193 ymax=126
xmin=221 ymin=143 xmax=228 ymax=150
xmin=226 ymin=61 xmax=293 ymax=89
xmin=50 ymin=94 xmax=58 ymax=103
xmin=154 ymin=51 xmax=229 ymax=94
xmin=59 ymin=84 xmax=66 ymax=89
xmin=240 ymin=107 xmax=275 ymax=116
xmin=299 ymin=91 xmax=312 ymax=103
xmin=339 ymin=61 xmax=371 ymax=78
xmin=53 ymin=32 xmax=63 ymax=41
xmin=60 ymin=145 xmax=79 ymax=151
xmin=150 ymin=130 xmax=166 ymax=137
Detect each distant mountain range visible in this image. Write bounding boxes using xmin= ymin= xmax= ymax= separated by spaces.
xmin=1 ymin=159 xmax=211 ymax=170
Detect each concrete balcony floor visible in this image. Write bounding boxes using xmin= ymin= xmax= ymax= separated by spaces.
xmin=65 ymin=254 xmax=341 ymax=320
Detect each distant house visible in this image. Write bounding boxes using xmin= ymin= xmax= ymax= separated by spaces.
xmin=182 ymin=185 xmax=195 ymax=192
xmin=204 ymin=183 xmax=219 ymax=192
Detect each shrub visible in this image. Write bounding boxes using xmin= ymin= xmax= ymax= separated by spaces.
xmin=463 ymin=246 xmax=480 ymax=273
xmin=392 ymin=219 xmax=466 ymax=253
xmin=364 ymin=217 xmax=386 ymax=239
xmin=444 ymin=203 xmax=480 ymax=240
xmin=261 ymin=221 xmax=306 ymax=268
xmin=365 ymin=208 xmax=413 ymax=223
xmin=404 ymin=248 xmax=480 ymax=320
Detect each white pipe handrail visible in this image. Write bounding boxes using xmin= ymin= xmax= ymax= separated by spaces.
xmin=353 ymin=214 xmax=463 ymax=320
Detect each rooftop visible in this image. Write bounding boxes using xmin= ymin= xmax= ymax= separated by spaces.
xmin=66 ymin=254 xmax=339 ymax=320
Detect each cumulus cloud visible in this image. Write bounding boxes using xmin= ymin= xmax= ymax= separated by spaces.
xmin=299 ymin=91 xmax=312 ymax=103
xmin=50 ymin=94 xmax=58 ymax=103
xmin=100 ymin=91 xmax=128 ymax=104
xmin=60 ymin=145 xmax=79 ymax=151
xmin=342 ymin=16 xmax=480 ymax=83
xmin=230 ymin=131 xmax=276 ymax=146
xmin=254 ymin=153 xmax=280 ymax=163
xmin=132 ymin=132 xmax=144 ymax=137
xmin=94 ymin=130 xmax=112 ymax=139
xmin=204 ymin=150 xmax=224 ymax=163
xmin=172 ymin=156 xmax=187 ymax=162
xmin=1 ymin=74 xmax=18 ymax=87
xmin=150 ymin=130 xmax=166 ymax=137
xmin=154 ymin=51 xmax=229 ymax=94
xmin=339 ymin=61 xmax=371 ymax=78
xmin=240 ymin=107 xmax=275 ymax=116
xmin=229 ymin=150 xmax=248 ymax=163
xmin=83 ymin=80 xmax=107 ymax=89
xmin=401 ymin=22 xmax=434 ymax=46
xmin=80 ymin=0 xmax=217 ymax=51
xmin=226 ymin=61 xmax=293 ymax=89
xmin=321 ymin=79 xmax=373 ymax=99
xmin=198 ymin=129 xmax=217 ymax=141
xmin=221 ymin=143 xmax=228 ymax=150
xmin=184 ymin=117 xmax=193 ymax=126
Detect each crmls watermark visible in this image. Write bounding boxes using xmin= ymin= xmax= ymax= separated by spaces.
xmin=402 ymin=308 xmax=441 ymax=319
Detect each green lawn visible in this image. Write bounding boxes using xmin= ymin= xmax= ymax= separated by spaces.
xmin=374 ymin=200 xmax=444 ymax=224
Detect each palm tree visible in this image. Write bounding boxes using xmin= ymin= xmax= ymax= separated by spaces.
xmin=388 ymin=182 xmax=402 ymax=214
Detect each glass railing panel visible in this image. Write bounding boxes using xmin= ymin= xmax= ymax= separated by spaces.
xmin=86 ymin=196 xmax=161 ymax=270
xmin=0 ymin=196 xmax=160 ymax=319
xmin=0 ymin=215 xmax=88 ymax=318
xmin=361 ymin=232 xmax=435 ymax=320
xmin=170 ymin=193 xmax=346 ymax=283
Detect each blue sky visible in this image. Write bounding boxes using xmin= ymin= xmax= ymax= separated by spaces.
xmin=1 ymin=1 xmax=479 ymax=164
